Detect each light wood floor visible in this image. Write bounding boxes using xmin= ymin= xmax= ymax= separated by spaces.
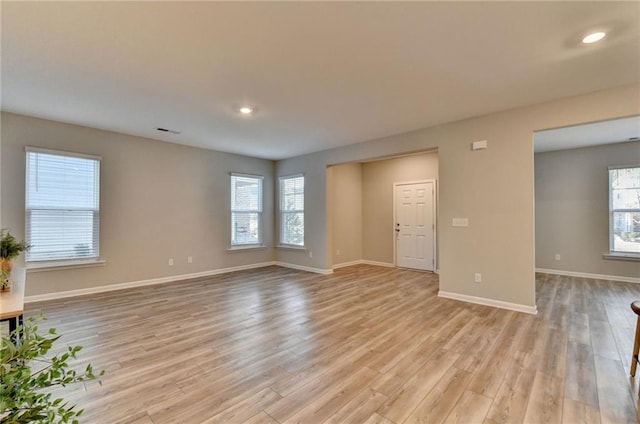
xmin=24 ymin=265 xmax=640 ymax=424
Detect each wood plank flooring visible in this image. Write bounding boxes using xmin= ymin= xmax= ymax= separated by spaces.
xmin=20 ymin=265 xmax=640 ymax=423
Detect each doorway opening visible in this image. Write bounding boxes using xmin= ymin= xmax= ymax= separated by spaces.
xmin=327 ymin=150 xmax=439 ymax=272
xmin=533 ymin=115 xmax=640 ymax=284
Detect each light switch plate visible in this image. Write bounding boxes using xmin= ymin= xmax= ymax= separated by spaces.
xmin=452 ymin=218 xmax=469 ymax=227
xmin=472 ymin=140 xmax=488 ymax=150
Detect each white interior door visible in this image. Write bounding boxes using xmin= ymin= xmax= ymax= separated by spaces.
xmin=395 ymin=181 xmax=435 ymax=271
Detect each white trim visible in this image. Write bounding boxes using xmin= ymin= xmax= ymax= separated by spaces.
xmin=278 ymin=172 xmax=304 ymax=179
xmin=608 ymin=164 xmax=640 ymax=171
xmin=276 ymin=245 xmax=306 ymax=251
xmin=603 ymin=252 xmax=640 ymax=262
xmin=438 ymin=290 xmax=538 ymax=315
xmin=229 ymin=172 xmax=264 ymax=180
xmin=226 ymin=245 xmax=267 ymax=252
xmin=25 ymin=261 xmax=277 ymax=303
xmin=362 ymin=260 xmax=395 ymax=268
xmin=333 ymin=260 xmax=366 ymax=269
xmin=25 ymin=146 xmax=102 ymax=161
xmin=27 ymin=259 xmax=106 ymax=272
xmin=332 ymin=260 xmax=397 ymax=270
xmin=535 ymin=268 xmax=640 ymax=284
xmin=275 ymin=261 xmax=333 ymax=275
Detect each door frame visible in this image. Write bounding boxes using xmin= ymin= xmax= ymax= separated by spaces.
xmin=392 ymin=179 xmax=437 ymax=270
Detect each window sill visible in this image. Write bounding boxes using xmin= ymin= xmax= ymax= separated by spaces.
xmin=603 ymin=252 xmax=640 ymax=262
xmin=276 ymin=245 xmax=306 ymax=251
xmin=26 ymin=259 xmax=107 ymax=272
xmin=227 ymin=245 xmax=267 ymax=253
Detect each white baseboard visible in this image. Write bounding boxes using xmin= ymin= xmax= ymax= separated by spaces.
xmin=438 ymin=290 xmax=538 ymax=315
xmin=362 ymin=260 xmax=396 ymax=268
xmin=275 ymin=261 xmax=333 ymax=275
xmin=536 ymin=268 xmax=640 ymax=284
xmin=25 ymin=261 xmax=277 ymax=303
xmin=333 ymin=260 xmax=366 ymax=270
xmin=333 ymin=260 xmax=398 ymax=270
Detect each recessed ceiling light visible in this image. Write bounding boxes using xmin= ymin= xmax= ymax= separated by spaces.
xmin=582 ymin=32 xmax=606 ymax=44
xmin=239 ymin=106 xmax=254 ymax=115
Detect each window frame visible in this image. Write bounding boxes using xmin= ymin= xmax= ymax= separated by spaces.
xmin=608 ymin=164 xmax=640 ymax=257
xmin=25 ymin=146 xmax=101 ymax=265
xmin=230 ymin=172 xmax=264 ymax=247
xmin=278 ymin=174 xmax=305 ymax=248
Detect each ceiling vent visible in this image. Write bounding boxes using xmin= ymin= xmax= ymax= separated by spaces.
xmin=155 ymin=127 xmax=181 ymax=135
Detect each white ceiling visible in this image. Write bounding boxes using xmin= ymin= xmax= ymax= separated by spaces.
xmin=534 ymin=115 xmax=640 ymax=153
xmin=2 ymin=2 xmax=639 ymax=160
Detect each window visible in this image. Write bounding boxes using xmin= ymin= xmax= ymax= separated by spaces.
xmin=279 ymin=174 xmax=304 ymax=246
xmin=230 ymin=174 xmax=263 ymax=246
xmin=25 ymin=147 xmax=101 ymax=263
xmin=609 ymin=166 xmax=640 ymax=255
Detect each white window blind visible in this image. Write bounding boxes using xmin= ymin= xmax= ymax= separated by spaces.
xmin=25 ymin=148 xmax=101 ymax=262
xmin=609 ymin=166 xmax=640 ymax=254
xmin=231 ymin=174 xmax=263 ymax=246
xmin=279 ymin=174 xmax=304 ymax=246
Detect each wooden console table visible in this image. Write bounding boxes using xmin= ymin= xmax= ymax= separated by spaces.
xmin=0 ymin=267 xmax=25 ymax=335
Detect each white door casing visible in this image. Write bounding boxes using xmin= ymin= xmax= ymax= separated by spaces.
xmin=394 ymin=181 xmax=436 ymax=271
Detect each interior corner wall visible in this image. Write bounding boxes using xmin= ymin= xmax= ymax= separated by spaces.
xmin=275 ymin=83 xmax=640 ymax=310
xmin=1 ymin=112 xmax=276 ymax=297
xmin=330 ymin=162 xmax=362 ymax=266
xmin=361 ymin=152 xmax=439 ymax=265
xmin=535 ymin=141 xmax=640 ymax=279
xmin=0 ymin=115 xmax=3 ymax=230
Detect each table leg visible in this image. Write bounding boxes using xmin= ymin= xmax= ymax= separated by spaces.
xmin=632 ymin=316 xmax=640 ymax=377
xmin=7 ymin=315 xmax=23 ymax=343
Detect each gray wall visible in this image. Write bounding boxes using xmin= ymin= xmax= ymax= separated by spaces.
xmin=276 ymin=84 xmax=640 ymax=310
xmin=1 ymin=112 xmax=276 ymax=296
xmin=3 ymin=84 xmax=638 ymax=305
xmin=535 ymin=141 xmax=640 ymax=278
xmin=329 ymin=163 xmax=363 ymax=266
xmin=362 ymin=152 xmax=439 ymax=265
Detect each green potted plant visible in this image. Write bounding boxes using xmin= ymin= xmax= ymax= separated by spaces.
xmin=0 ymin=314 xmax=104 ymax=423
xmin=0 ymin=229 xmax=30 ymax=291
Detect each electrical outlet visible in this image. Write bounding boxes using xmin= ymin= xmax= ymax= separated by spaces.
xmin=474 ymin=273 xmax=482 ymax=283
xmin=308 ymin=251 xmax=313 ymax=259
xmin=187 ymin=256 xmax=193 ymax=264
xmin=168 ymin=258 xmax=174 ymax=266
xmin=555 ymin=254 xmax=561 ymax=261
xmin=336 ymin=249 xmax=340 ymax=256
